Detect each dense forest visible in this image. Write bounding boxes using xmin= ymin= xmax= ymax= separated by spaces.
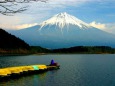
xmin=30 ymin=46 xmax=51 ymax=54
xmin=52 ymin=46 xmax=115 ymax=54
xmin=0 ymin=28 xmax=30 ymax=54
xmin=0 ymin=29 xmax=50 ymax=55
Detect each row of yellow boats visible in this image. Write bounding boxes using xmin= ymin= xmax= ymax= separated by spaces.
xmin=0 ymin=65 xmax=59 ymax=78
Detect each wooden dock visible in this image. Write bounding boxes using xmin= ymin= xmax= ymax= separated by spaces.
xmin=0 ymin=64 xmax=60 ymax=80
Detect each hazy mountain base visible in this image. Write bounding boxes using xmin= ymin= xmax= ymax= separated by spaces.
xmin=2 ymin=28 xmax=115 ymax=55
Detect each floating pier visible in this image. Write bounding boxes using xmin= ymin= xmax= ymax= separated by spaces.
xmin=0 ymin=64 xmax=60 ymax=80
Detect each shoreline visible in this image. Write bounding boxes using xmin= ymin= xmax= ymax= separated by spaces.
xmin=0 ymin=52 xmax=115 ymax=56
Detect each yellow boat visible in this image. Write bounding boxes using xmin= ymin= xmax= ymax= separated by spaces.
xmin=0 ymin=64 xmax=60 ymax=79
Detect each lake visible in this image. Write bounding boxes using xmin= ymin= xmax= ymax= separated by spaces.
xmin=0 ymin=54 xmax=115 ymax=86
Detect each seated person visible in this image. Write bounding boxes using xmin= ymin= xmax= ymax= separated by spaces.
xmin=50 ymin=59 xmax=58 ymax=66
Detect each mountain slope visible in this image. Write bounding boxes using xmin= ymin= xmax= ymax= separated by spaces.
xmin=8 ymin=12 xmax=115 ymax=49
xmin=39 ymin=12 xmax=90 ymax=31
xmin=0 ymin=28 xmax=30 ymax=50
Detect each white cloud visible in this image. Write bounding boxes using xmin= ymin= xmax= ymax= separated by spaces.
xmin=89 ymin=21 xmax=106 ymax=29
xmin=0 ymin=23 xmax=38 ymax=30
xmin=0 ymin=14 xmax=40 ymax=30
xmin=47 ymin=0 xmax=102 ymax=6
xmin=14 ymin=23 xmax=38 ymax=29
xmin=0 ymin=0 xmax=114 ymax=30
xmin=27 ymin=0 xmax=96 ymax=13
xmin=89 ymin=21 xmax=115 ymax=34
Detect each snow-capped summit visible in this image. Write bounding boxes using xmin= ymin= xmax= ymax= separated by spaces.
xmin=9 ymin=12 xmax=115 ymax=49
xmin=39 ymin=12 xmax=90 ymax=31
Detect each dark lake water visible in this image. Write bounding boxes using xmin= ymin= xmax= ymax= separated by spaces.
xmin=0 ymin=54 xmax=115 ymax=86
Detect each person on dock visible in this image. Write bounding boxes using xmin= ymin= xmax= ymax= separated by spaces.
xmin=50 ymin=59 xmax=58 ymax=66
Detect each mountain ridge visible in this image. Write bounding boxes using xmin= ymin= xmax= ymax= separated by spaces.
xmin=8 ymin=12 xmax=115 ymax=49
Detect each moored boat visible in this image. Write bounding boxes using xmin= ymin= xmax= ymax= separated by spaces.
xmin=0 ymin=61 xmax=60 ymax=80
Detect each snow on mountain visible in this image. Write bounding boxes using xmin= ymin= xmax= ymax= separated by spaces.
xmin=39 ymin=12 xmax=91 ymax=31
xmin=8 ymin=12 xmax=115 ymax=49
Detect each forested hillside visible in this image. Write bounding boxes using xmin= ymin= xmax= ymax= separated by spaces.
xmin=0 ymin=29 xmax=30 ymax=54
xmin=52 ymin=46 xmax=115 ymax=54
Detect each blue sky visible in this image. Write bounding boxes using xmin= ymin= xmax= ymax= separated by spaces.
xmin=0 ymin=0 xmax=115 ymax=34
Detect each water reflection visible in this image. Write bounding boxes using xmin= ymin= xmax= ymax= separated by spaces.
xmin=33 ymin=72 xmax=47 ymax=86
xmin=0 ymin=72 xmax=47 ymax=86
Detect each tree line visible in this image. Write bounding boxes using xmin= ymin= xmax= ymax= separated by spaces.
xmin=51 ymin=46 xmax=115 ymax=54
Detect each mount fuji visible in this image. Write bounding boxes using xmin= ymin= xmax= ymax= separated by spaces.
xmin=9 ymin=12 xmax=115 ymax=49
